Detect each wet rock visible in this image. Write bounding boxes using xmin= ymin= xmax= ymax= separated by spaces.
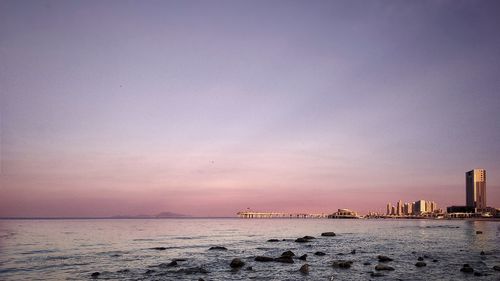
xmin=295 ymin=237 xmax=309 ymax=243
xmin=321 ymin=232 xmax=336 ymax=237
xmin=267 ymin=239 xmax=280 ymax=242
xmin=281 ymin=250 xmax=295 ymax=258
xmin=198 ymin=279 xmax=205 ymax=281
xmin=411 ymin=251 xmax=416 ymax=254
xmin=255 ymin=256 xmax=274 ymax=262
xmin=299 ymin=254 xmax=307 ymax=261
xmin=460 ymin=264 xmax=474 ymax=273
xmin=476 ymin=231 xmax=483 ymax=234
xmin=151 ymin=247 xmax=167 ymax=250
xmin=480 ymin=251 xmax=485 ymax=255
xmin=314 ymin=251 xmax=326 ymax=256
xmin=474 ymin=272 xmax=484 ymax=276
xmin=493 ymin=265 xmax=500 ymax=271
xmin=245 ymin=266 xmax=253 ymax=271
xmin=209 ymin=246 xmax=227 ymax=251
xmin=375 ymin=264 xmax=395 ymax=271
xmin=332 ymin=260 xmax=353 ymax=269
xmin=363 ymin=262 xmax=371 ymax=265
xmin=377 ymin=255 xmax=393 ymax=262
xmin=275 ymin=256 xmax=294 ymax=264
xmin=299 ymin=264 xmax=310 ymax=274
xmin=417 ymin=257 xmax=424 ymax=261
xmin=351 ymin=249 xmax=356 ymax=254
xmin=159 ymin=261 xmax=178 ymax=268
xmin=432 ymin=259 xmax=438 ymax=263
xmin=303 ymin=235 xmax=315 ymax=240
xmin=423 ymin=254 xmax=430 ymax=259
xmin=371 ymin=272 xmax=385 ymax=277
xmin=415 ymin=262 xmax=426 ymax=267
xmin=177 ymin=267 xmax=209 ymax=274
xmin=230 ymin=258 xmax=245 ymax=268
xmin=337 ymin=253 xmax=345 ymax=255
xmin=91 ymin=272 xmax=100 ymax=278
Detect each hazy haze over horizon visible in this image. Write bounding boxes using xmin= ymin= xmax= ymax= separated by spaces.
xmin=1 ymin=0 xmax=500 ymax=217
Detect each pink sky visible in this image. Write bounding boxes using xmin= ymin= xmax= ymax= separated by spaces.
xmin=1 ymin=1 xmax=499 ymax=217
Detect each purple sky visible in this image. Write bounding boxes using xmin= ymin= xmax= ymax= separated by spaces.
xmin=1 ymin=0 xmax=499 ymax=217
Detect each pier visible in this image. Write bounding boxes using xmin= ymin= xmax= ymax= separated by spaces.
xmin=237 ymin=211 xmax=327 ymax=219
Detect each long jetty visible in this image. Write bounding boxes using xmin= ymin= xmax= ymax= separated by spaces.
xmin=237 ymin=211 xmax=327 ymax=219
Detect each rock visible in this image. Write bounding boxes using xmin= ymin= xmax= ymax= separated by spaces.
xmin=423 ymin=254 xmax=430 ymax=259
xmin=493 ymin=265 xmax=500 ymax=271
xmin=377 ymin=255 xmax=393 ymax=262
xmin=411 ymin=251 xmax=416 ymax=254
xmin=375 ymin=264 xmax=395 ymax=271
xmin=245 ymin=266 xmax=253 ymax=271
xmin=321 ymin=232 xmax=336 ymax=237
xmin=480 ymin=251 xmax=485 ymax=255
xmin=267 ymin=239 xmax=280 ymax=242
xmin=275 ymin=256 xmax=294 ymax=263
xmin=371 ymin=272 xmax=385 ymax=277
xmin=281 ymin=250 xmax=295 ymax=258
xmin=332 ymin=260 xmax=353 ymax=269
xmin=230 ymin=258 xmax=245 ymax=268
xmin=151 ymin=247 xmax=167 ymax=250
xmin=460 ymin=264 xmax=474 ymax=273
xmin=117 ymin=269 xmax=130 ymax=273
xmin=476 ymin=231 xmax=483 ymax=234
xmin=198 ymin=279 xmax=205 ymax=281
xmin=303 ymin=235 xmax=315 ymax=240
xmin=295 ymin=237 xmax=309 ymax=243
xmin=255 ymin=256 xmax=274 ymax=262
xmin=299 ymin=264 xmax=310 ymax=274
xmin=314 ymin=251 xmax=326 ymax=256
xmin=337 ymin=253 xmax=345 ymax=255
xmin=298 ymin=254 xmax=307 ymax=260
xmin=474 ymin=272 xmax=484 ymax=276
xmin=173 ymin=258 xmax=187 ymax=262
xmin=415 ymin=262 xmax=426 ymax=267
xmin=209 ymin=246 xmax=227 ymax=251
xmin=159 ymin=261 xmax=178 ymax=268
xmin=432 ymin=259 xmax=438 ymax=263
xmin=417 ymin=257 xmax=424 ymax=261
xmin=363 ymin=262 xmax=371 ymax=265
xmin=351 ymin=249 xmax=356 ymax=254
xmin=177 ymin=267 xmax=209 ymax=274
xmin=91 ymin=272 xmax=100 ymax=278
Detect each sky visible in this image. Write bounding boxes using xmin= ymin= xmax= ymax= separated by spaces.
xmin=1 ymin=0 xmax=499 ymax=217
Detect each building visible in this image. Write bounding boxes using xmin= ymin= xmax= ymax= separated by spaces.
xmin=466 ymin=169 xmax=486 ymax=210
xmin=414 ymin=200 xmax=426 ymax=214
xmin=397 ymin=200 xmax=403 ymax=216
xmin=386 ymin=203 xmax=391 ymax=216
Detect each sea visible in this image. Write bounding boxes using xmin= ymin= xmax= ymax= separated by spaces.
xmin=0 ymin=218 xmax=499 ymax=280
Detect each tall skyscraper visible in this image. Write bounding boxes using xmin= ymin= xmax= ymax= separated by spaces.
xmin=466 ymin=169 xmax=486 ymax=210
xmin=386 ymin=203 xmax=391 ymax=216
xmin=397 ymin=200 xmax=402 ymax=216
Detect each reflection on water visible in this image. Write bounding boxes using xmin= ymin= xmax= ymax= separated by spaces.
xmin=0 ymin=219 xmax=499 ymax=280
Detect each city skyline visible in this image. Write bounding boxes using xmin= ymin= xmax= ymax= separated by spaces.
xmin=1 ymin=1 xmax=500 ymax=217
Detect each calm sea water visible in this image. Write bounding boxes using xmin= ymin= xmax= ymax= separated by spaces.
xmin=0 ymin=219 xmax=499 ymax=280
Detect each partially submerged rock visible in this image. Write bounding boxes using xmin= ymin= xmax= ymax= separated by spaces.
xmin=314 ymin=251 xmax=326 ymax=256
xmin=267 ymin=239 xmax=280 ymax=242
xmin=299 ymin=264 xmax=310 ymax=274
xmin=275 ymin=256 xmax=294 ymax=264
xmin=298 ymin=254 xmax=307 ymax=261
xmin=255 ymin=256 xmax=274 ymax=262
xmin=415 ymin=262 xmax=426 ymax=267
xmin=159 ymin=261 xmax=178 ymax=268
xmin=332 ymin=260 xmax=353 ymax=269
xmin=208 ymin=246 xmax=227 ymax=251
xmin=230 ymin=258 xmax=245 ymax=268
xmin=321 ymin=232 xmax=336 ymax=237
xmin=377 ymin=255 xmax=393 ymax=262
xmin=151 ymin=247 xmax=167 ymax=251
xmin=177 ymin=267 xmax=209 ymax=274
xmin=375 ymin=264 xmax=394 ymax=271
xmin=460 ymin=264 xmax=474 ymax=273
xmin=91 ymin=272 xmax=100 ymax=278
xmin=281 ymin=250 xmax=295 ymax=258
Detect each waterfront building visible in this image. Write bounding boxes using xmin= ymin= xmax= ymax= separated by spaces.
xmin=414 ymin=200 xmax=426 ymax=214
xmin=466 ymin=169 xmax=486 ymax=210
xmin=386 ymin=203 xmax=391 ymax=216
xmin=397 ymin=200 xmax=403 ymax=216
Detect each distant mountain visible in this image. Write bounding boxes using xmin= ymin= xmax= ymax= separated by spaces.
xmin=155 ymin=211 xmax=190 ymax=218
xmin=110 ymin=211 xmax=190 ymax=219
